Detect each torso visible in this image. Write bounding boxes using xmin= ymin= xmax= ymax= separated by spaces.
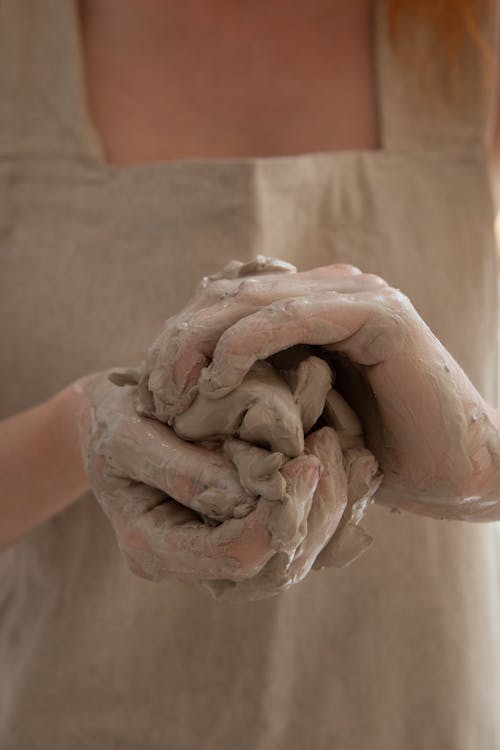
xmin=78 ymin=0 xmax=380 ymax=165
xmin=3 ymin=2 xmax=500 ymax=747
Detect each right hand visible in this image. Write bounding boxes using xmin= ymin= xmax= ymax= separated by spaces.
xmin=139 ymin=258 xmax=384 ymax=424
xmin=74 ymin=370 xmax=322 ymax=583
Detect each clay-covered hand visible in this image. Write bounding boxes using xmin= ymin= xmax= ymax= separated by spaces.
xmin=173 ymin=263 xmax=498 ymax=522
xmin=137 ymin=255 xmax=297 ymax=422
xmin=204 ymin=425 xmax=381 ymax=601
xmin=73 ymin=370 xmax=323 ymax=583
xmin=138 ymin=257 xmax=388 ymax=423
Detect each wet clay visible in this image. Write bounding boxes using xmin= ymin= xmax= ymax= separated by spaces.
xmin=108 ymin=263 xmax=382 ymax=598
xmin=151 ymin=348 xmax=381 ymax=599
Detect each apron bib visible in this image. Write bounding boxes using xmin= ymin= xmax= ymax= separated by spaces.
xmin=1 ymin=2 xmax=499 ymax=748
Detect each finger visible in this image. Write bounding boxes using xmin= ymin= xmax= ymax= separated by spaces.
xmin=182 ymin=256 xmax=298 ymax=317
xmin=147 ymin=274 xmax=386 ymax=420
xmin=86 ymin=451 xmax=205 ymax=575
xmin=86 ymin=450 xmax=165 ymax=521
xmin=202 ymin=260 xmax=363 ymax=296
xmin=266 ymin=453 xmax=321 ymax=556
xmin=119 ymin=425 xmax=254 ymax=521
xmin=201 ymin=552 xmax=291 ymax=601
xmin=285 ymin=428 xmax=348 ymax=580
xmin=89 ymin=449 xmax=276 ymax=581
xmin=323 ymin=389 xmax=364 ymax=449
xmin=313 ymin=447 xmax=382 ymax=570
xmin=199 ymin=291 xmax=379 ymax=398
xmin=200 ymin=454 xmax=322 ymax=598
xmin=282 ymin=355 xmax=332 ymax=434
xmin=96 ymin=387 xmax=254 ymax=521
xmin=90 ymin=463 xmax=247 ymax=582
xmin=197 ymin=453 xmax=320 ymax=586
xmin=138 ymin=500 xmax=273 ymax=581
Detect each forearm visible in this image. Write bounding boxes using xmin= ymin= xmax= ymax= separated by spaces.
xmin=0 ymin=383 xmax=90 ymax=548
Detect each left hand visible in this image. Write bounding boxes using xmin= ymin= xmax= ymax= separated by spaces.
xmin=145 ymin=261 xmax=499 ymax=521
xmin=203 ymin=426 xmax=380 ymax=601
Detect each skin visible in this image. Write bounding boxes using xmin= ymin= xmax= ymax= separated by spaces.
xmin=153 ymin=263 xmax=500 ymax=521
xmin=2 ymin=0 xmax=500 ymax=579
xmin=78 ymin=0 xmax=380 ymax=162
xmin=0 ymin=385 xmax=89 ymax=549
xmin=79 ymin=368 xmax=325 ymax=582
xmin=203 ymin=427 xmax=349 ymax=599
xmin=78 ymin=271 xmax=381 ymax=591
xmin=143 ymin=262 xmax=385 ymax=420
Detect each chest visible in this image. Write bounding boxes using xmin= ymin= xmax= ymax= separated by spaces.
xmin=78 ymin=0 xmax=379 ymax=165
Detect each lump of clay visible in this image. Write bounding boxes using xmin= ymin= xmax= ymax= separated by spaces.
xmin=174 ymin=360 xmax=304 ymax=457
xmin=223 ymin=438 xmax=286 ymax=503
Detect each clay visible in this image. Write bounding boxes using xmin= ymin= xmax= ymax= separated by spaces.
xmin=206 ymin=255 xmax=297 ymax=281
xmin=203 ymin=426 xmax=348 ymax=600
xmin=313 ymin=446 xmax=382 ymax=569
xmin=282 ymin=355 xmax=333 ymax=433
xmin=167 ymin=349 xmax=379 ymax=598
xmin=323 ymin=389 xmax=364 ymax=450
xmin=79 ymin=372 xmax=256 ymax=525
xmin=223 ymin=438 xmax=286 ymax=503
xmin=143 ymin=264 xmax=387 ymax=423
xmin=107 ymin=265 xmax=385 ymax=596
xmin=110 ymin=345 xmax=381 ymax=597
xmin=174 ymin=360 xmax=304 ymax=456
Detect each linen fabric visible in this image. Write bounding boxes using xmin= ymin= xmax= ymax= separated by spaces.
xmin=1 ymin=2 xmax=500 ymax=748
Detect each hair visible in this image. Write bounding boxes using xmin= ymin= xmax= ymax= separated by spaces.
xmin=387 ymin=0 xmax=494 ymax=88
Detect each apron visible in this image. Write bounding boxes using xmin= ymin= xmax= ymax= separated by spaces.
xmin=1 ymin=1 xmax=500 ymax=748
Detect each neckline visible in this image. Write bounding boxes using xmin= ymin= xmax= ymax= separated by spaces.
xmin=70 ymin=0 xmax=388 ymax=173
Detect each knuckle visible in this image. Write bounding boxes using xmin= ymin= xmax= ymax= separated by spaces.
xmin=382 ymin=286 xmax=412 ymax=312
xmin=233 ymin=278 xmax=260 ymax=300
xmin=332 ymin=263 xmax=362 ymax=275
xmin=275 ymin=297 xmax=304 ymax=317
xmin=193 ymin=275 xmax=242 ymax=303
xmin=206 ymin=278 xmax=236 ymax=301
xmin=362 ymin=273 xmax=388 ymax=288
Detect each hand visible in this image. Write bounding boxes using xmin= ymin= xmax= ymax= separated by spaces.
xmin=203 ymin=426 xmax=381 ymax=601
xmin=204 ymin=427 xmax=348 ymax=600
xmin=185 ymin=359 xmax=381 ymax=601
xmin=166 ymin=344 xmax=381 ymax=598
xmin=144 ymin=261 xmax=497 ymax=521
xmin=197 ymin=266 xmax=499 ymax=520
xmin=74 ymin=370 xmax=323 ymax=583
xmin=138 ymin=255 xmax=298 ymax=422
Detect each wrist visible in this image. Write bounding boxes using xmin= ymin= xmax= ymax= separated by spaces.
xmin=48 ymin=382 xmax=91 ymax=500
xmin=462 ymin=400 xmax=500 ymax=521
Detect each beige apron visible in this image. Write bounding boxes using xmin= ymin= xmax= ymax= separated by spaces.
xmin=1 ymin=2 xmax=500 ymax=748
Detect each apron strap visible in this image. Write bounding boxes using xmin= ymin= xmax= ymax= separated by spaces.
xmin=374 ymin=0 xmax=499 ymax=156
xmin=0 ymin=0 xmax=103 ymax=162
